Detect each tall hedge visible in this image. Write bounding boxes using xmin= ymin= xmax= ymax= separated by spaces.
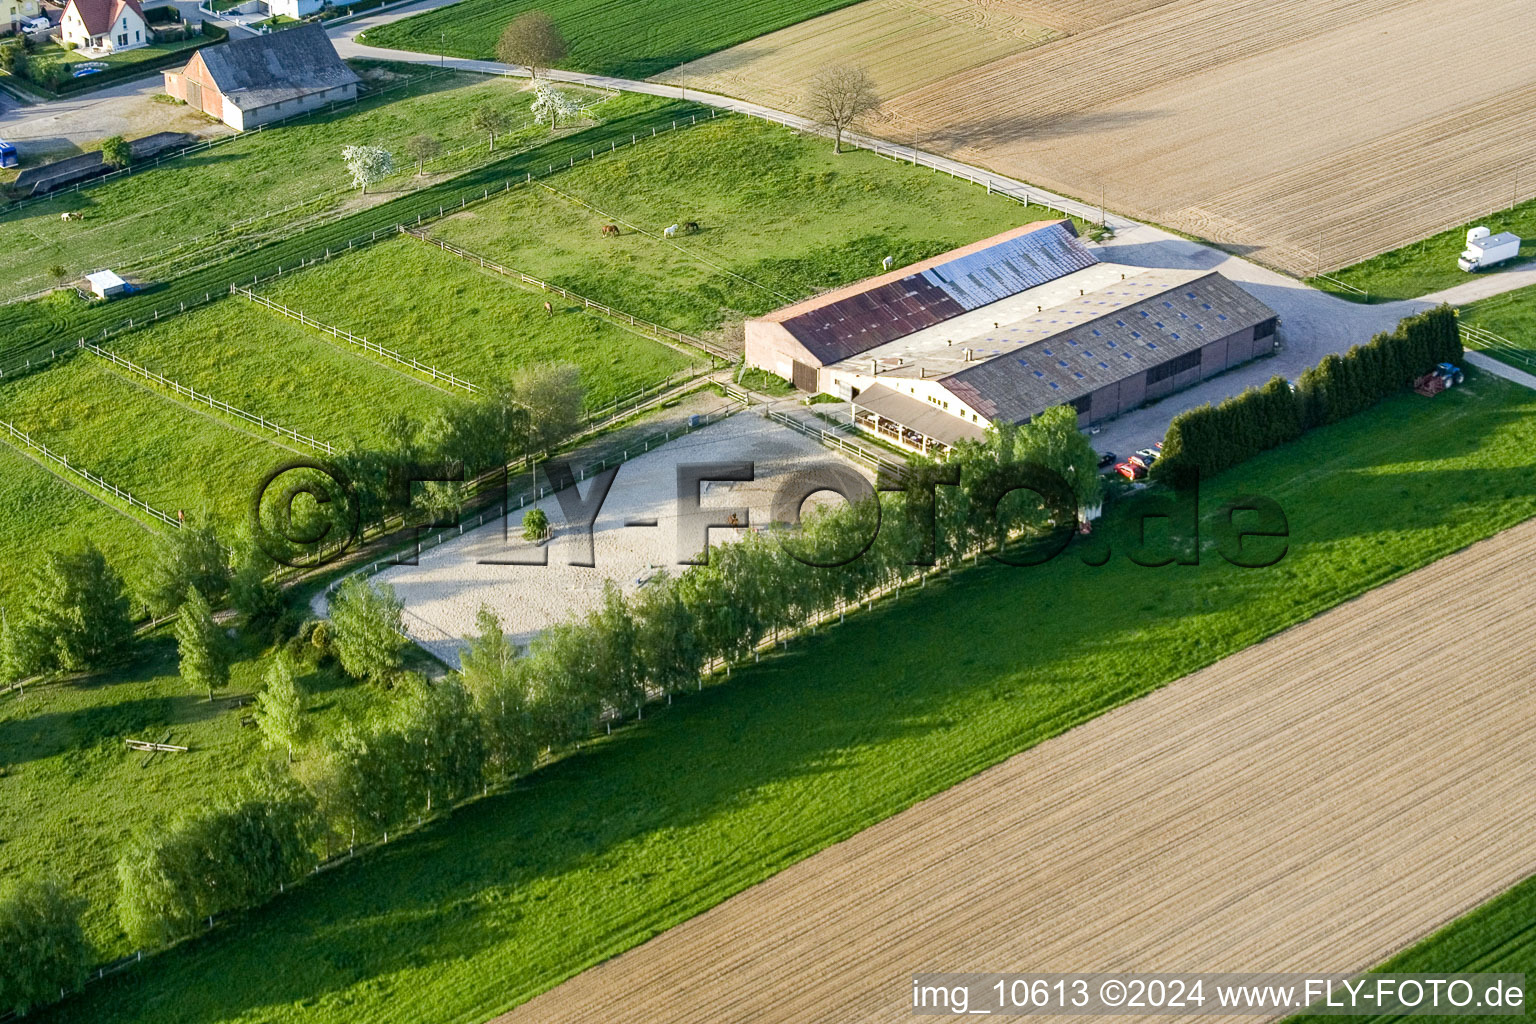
xmin=1155 ymin=306 xmax=1461 ymax=486
xmin=0 ymin=878 xmax=93 ymax=1016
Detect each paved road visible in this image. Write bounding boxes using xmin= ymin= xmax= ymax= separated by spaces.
xmin=0 ymin=1 xmax=228 ymax=152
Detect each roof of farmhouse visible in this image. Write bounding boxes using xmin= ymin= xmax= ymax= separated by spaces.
xmin=754 ymin=219 xmax=1096 ymax=365
xmin=941 ymin=269 xmax=1277 ymax=423
xmin=195 ymin=24 xmax=361 ymax=111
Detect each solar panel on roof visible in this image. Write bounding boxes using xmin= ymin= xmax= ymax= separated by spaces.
xmin=920 ymin=222 xmax=1098 ymax=308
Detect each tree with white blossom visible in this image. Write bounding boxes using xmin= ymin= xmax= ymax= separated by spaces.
xmin=530 ymin=83 xmax=581 ymax=131
xmin=341 ymin=144 xmax=393 ymax=194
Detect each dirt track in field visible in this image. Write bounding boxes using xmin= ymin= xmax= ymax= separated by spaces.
xmin=494 ymin=517 xmax=1536 ymax=1023
xmin=665 ymin=0 xmax=1536 ymax=275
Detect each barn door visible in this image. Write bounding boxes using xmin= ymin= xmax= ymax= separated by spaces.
xmin=186 ymin=79 xmax=202 ymax=110
xmin=791 ymin=360 xmax=817 ymax=392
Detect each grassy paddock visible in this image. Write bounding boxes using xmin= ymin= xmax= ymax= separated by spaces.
xmin=25 ymin=369 xmax=1536 ymax=1024
xmin=109 ymin=296 xmax=457 ymax=448
xmin=430 ymin=116 xmax=1074 ymax=336
xmin=0 ymin=69 xmax=549 ymax=301
xmin=1313 ymin=197 xmax=1536 ymax=301
xmin=0 ymin=443 xmax=156 ymax=611
xmin=256 ymin=236 xmax=697 ymax=406
xmin=0 ymin=355 xmax=304 ymax=534
xmin=360 ymin=0 xmax=863 ymax=78
xmin=0 ymin=638 xmax=392 ymax=953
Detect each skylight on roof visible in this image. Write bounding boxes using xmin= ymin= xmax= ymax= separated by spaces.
xmin=1048 ymin=382 xmax=1059 ymax=389
xmin=1147 ymin=342 xmax=1158 ymax=349
xmin=1098 ymin=361 xmax=1109 ymax=369
xmin=1217 ymin=314 xmax=1228 ymax=321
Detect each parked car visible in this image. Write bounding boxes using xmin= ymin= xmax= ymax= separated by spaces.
xmin=1129 ymin=447 xmax=1160 ymax=469
xmin=1115 ymin=461 xmax=1146 ymax=481
xmin=1096 ymin=450 xmax=1117 ymax=469
xmin=20 ymin=15 xmax=52 ymax=31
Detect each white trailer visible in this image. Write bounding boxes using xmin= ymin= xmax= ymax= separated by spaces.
xmin=1458 ymin=227 xmax=1521 ymax=272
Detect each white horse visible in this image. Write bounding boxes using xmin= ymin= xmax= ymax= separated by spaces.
xmin=881 ymin=255 xmax=894 ymax=270
xmin=663 ymin=224 xmax=679 ymax=238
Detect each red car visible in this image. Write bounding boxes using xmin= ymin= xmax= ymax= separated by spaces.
xmin=1115 ymin=461 xmax=1146 ymax=481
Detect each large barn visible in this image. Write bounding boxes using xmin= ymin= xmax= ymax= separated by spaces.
xmin=162 ymin=24 xmax=360 ymax=131
xmin=743 ymin=221 xmax=1279 ymax=455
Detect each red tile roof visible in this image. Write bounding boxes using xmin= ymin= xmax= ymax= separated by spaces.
xmin=66 ymin=0 xmax=143 ymax=37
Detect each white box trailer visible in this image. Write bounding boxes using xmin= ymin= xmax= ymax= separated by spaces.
xmin=1458 ymin=227 xmax=1521 ymax=272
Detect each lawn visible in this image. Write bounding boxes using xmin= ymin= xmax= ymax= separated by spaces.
xmin=0 ymin=637 xmax=394 ymax=954
xmin=429 ymin=115 xmax=1076 ymax=336
xmin=110 ymin=296 xmax=458 ymax=448
xmin=1312 ymin=196 xmax=1536 ymax=301
xmin=0 ymin=443 xmax=157 ymax=613
xmin=0 ymin=68 xmax=551 ymax=301
xmin=0 ymin=355 xmax=304 ymax=536
xmin=1459 ymin=284 xmax=1536 ymax=373
xmin=1292 ymin=873 xmax=1536 ymax=1024
xmin=360 ymin=0 xmax=864 ymax=79
xmin=24 ymin=368 xmax=1536 ymax=1024
xmin=256 ymin=236 xmax=698 ymax=407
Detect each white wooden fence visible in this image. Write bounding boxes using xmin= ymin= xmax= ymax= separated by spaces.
xmin=1460 ymin=322 xmax=1536 ymax=370
xmin=0 ymin=419 xmax=182 ymax=529
xmin=82 ymin=341 xmax=335 ymax=454
xmin=230 ymin=285 xmax=480 ymax=393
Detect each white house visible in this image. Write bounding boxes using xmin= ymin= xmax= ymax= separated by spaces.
xmin=4 ymin=0 xmax=42 ymax=36
xmin=60 ymin=0 xmax=146 ymax=52
xmin=266 ymin=0 xmax=323 ymax=18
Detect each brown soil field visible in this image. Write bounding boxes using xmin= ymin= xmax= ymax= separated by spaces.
xmin=666 ymin=0 xmax=1536 ymax=276
xmin=495 ymin=517 xmax=1536 ymax=1023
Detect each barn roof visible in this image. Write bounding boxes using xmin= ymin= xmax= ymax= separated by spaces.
xmin=195 ymin=24 xmax=360 ymax=111
xmin=755 ymin=220 xmax=1096 ymax=366
xmin=66 ymin=0 xmax=143 ymax=36
xmin=939 ymin=270 xmax=1277 ymax=424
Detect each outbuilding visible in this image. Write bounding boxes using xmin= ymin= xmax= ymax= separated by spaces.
xmin=162 ymin=24 xmax=360 ymax=131
xmin=85 ymin=269 xmax=129 ymax=299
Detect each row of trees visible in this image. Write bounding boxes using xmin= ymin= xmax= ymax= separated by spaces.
xmin=116 ymin=774 xmax=320 ymax=947
xmin=1154 ymin=306 xmax=1462 ymax=486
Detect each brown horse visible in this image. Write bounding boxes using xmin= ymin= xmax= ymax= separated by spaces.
xmin=600 ymin=224 xmax=620 ymax=237
xmin=544 ymin=301 xmax=553 ymax=316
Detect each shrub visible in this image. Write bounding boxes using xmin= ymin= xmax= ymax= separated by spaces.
xmin=0 ymin=878 xmax=93 ymax=1016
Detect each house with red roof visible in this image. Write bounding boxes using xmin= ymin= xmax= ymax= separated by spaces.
xmin=59 ymin=0 xmax=145 ymax=53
